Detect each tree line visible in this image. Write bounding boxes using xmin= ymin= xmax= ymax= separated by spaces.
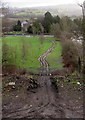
xmin=10 ymin=11 xmax=83 ymax=72
xmin=13 ymin=11 xmax=82 ymax=36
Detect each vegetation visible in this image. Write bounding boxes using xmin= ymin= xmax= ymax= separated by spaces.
xmin=3 ymin=11 xmax=82 ymax=36
xmin=2 ymin=11 xmax=83 ymax=73
xmin=43 ymin=12 xmax=53 ymax=33
xmin=50 ymin=15 xmax=83 ymax=72
xmin=32 ymin=20 xmax=44 ymax=34
xmin=1 ymin=3 xmax=83 ymax=118
xmin=46 ymin=41 xmax=63 ymax=68
xmin=61 ymin=39 xmax=82 ymax=72
xmin=2 ymin=36 xmax=62 ymax=71
xmin=82 ymin=1 xmax=85 ymax=75
xmin=27 ymin=26 xmax=33 ymax=34
xmin=4 ymin=31 xmax=26 ymax=35
xmin=13 ymin=20 xmax=21 ymax=31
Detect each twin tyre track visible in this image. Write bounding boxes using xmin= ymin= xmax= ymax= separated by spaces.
xmin=38 ymin=41 xmax=55 ymax=73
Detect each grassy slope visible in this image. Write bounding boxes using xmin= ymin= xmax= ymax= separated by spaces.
xmin=46 ymin=41 xmax=63 ymax=69
xmin=2 ymin=36 xmax=63 ymax=71
xmin=2 ymin=36 xmax=52 ymax=69
xmin=16 ymin=12 xmax=29 ymax=15
xmin=15 ymin=10 xmax=44 ymax=16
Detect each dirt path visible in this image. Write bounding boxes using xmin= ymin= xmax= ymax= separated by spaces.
xmin=3 ymin=74 xmax=83 ymax=118
xmin=3 ymin=75 xmax=66 ymax=118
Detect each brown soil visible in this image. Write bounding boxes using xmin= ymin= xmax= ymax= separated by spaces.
xmin=2 ymin=74 xmax=83 ymax=119
xmin=2 ymin=65 xmax=19 ymax=74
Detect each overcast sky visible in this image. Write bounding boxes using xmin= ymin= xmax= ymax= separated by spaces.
xmin=2 ymin=0 xmax=84 ymax=8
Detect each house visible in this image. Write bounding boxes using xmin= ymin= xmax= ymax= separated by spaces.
xmin=21 ymin=20 xmax=33 ymax=32
xmin=21 ymin=20 xmax=29 ymax=31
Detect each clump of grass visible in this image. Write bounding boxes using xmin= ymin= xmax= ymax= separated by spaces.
xmin=28 ymin=75 xmax=33 ymax=79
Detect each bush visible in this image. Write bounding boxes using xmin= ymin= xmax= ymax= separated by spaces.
xmin=51 ymin=23 xmax=61 ymax=38
xmin=13 ymin=20 xmax=21 ymax=31
xmin=13 ymin=25 xmax=21 ymax=31
xmin=32 ymin=21 xmax=44 ymax=34
xmin=27 ymin=26 xmax=33 ymax=34
xmin=62 ymin=39 xmax=82 ymax=72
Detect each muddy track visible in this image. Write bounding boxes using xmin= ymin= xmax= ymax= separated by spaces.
xmin=4 ymin=76 xmax=65 ymax=118
xmin=38 ymin=41 xmax=55 ymax=73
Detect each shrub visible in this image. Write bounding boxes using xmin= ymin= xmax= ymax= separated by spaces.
xmin=51 ymin=23 xmax=61 ymax=38
xmin=62 ymin=39 xmax=82 ymax=72
xmin=27 ymin=26 xmax=33 ymax=34
xmin=13 ymin=20 xmax=21 ymax=31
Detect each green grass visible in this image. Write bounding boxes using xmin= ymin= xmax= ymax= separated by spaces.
xmin=2 ymin=36 xmax=52 ymax=69
xmin=46 ymin=41 xmax=63 ymax=69
xmin=2 ymin=36 xmax=63 ymax=72
xmin=15 ymin=11 xmax=45 ymax=16
xmin=16 ymin=12 xmax=29 ymax=16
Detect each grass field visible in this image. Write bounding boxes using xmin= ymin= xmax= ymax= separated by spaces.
xmin=2 ymin=36 xmax=63 ymax=71
xmin=2 ymin=36 xmax=52 ymax=68
xmin=47 ymin=41 xmax=63 ymax=68
xmin=15 ymin=10 xmax=45 ymax=16
xmin=16 ymin=12 xmax=30 ymax=16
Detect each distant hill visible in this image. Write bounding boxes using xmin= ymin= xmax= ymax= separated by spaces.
xmin=33 ymin=4 xmax=82 ymax=17
xmin=8 ymin=4 xmax=82 ymax=18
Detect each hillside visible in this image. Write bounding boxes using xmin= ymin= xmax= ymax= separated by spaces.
xmin=8 ymin=4 xmax=82 ymax=18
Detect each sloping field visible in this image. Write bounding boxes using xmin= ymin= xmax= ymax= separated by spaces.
xmin=2 ymin=36 xmax=63 ymax=72
xmin=46 ymin=41 xmax=63 ymax=68
xmin=2 ymin=36 xmax=52 ymax=68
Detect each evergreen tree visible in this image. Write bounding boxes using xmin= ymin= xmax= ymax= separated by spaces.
xmin=17 ymin=20 xmax=21 ymax=26
xmin=33 ymin=20 xmax=44 ymax=34
xmin=13 ymin=20 xmax=21 ymax=31
xmin=44 ymin=11 xmax=53 ymax=33
xmin=53 ymin=15 xmax=61 ymax=24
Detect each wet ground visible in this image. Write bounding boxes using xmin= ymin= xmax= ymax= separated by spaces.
xmin=2 ymin=74 xmax=83 ymax=119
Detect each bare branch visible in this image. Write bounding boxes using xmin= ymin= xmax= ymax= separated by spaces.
xmin=77 ymin=3 xmax=83 ymax=7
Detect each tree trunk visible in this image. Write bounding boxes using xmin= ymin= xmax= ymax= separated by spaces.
xmin=83 ymin=1 xmax=85 ymax=119
xmin=83 ymin=2 xmax=85 ymax=75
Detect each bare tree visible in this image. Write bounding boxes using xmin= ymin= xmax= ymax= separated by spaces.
xmin=78 ymin=2 xmax=85 ymax=75
xmin=1 ymin=1 xmax=9 ymax=17
xmin=79 ymin=2 xmax=85 ymax=118
xmin=82 ymin=2 xmax=85 ymax=76
xmin=0 ymin=1 xmax=14 ymax=33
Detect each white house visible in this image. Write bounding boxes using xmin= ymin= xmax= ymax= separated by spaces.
xmin=21 ymin=20 xmax=29 ymax=31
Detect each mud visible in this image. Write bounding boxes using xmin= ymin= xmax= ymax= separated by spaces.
xmin=2 ymin=74 xmax=83 ymax=119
